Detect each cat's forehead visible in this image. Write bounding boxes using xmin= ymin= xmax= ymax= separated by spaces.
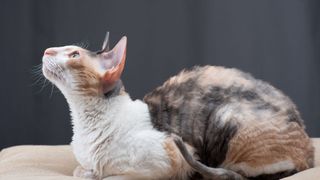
xmin=50 ymin=45 xmax=86 ymax=53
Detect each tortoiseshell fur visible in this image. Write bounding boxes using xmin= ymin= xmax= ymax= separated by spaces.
xmin=144 ymin=66 xmax=314 ymax=179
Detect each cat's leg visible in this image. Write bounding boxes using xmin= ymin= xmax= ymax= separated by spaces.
xmin=73 ymin=165 xmax=97 ymax=179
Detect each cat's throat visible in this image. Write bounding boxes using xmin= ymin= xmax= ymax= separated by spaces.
xmin=66 ymin=93 xmax=134 ymax=171
xmin=66 ymin=93 xmax=130 ymax=132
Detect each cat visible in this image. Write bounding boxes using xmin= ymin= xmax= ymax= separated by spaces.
xmin=144 ymin=65 xmax=315 ymax=179
xmin=42 ymin=32 xmax=314 ymax=180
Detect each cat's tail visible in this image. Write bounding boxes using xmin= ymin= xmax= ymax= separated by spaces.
xmin=173 ymin=135 xmax=246 ymax=180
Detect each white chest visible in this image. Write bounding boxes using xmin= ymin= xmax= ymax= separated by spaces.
xmin=69 ymin=95 xmax=173 ymax=178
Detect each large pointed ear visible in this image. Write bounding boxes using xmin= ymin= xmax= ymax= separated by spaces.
xmin=98 ymin=36 xmax=127 ymax=93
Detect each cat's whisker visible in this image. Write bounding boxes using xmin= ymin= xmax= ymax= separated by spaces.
xmin=53 ymin=61 xmax=63 ymax=72
xmin=32 ymin=79 xmax=49 ymax=95
xmin=30 ymin=64 xmax=43 ymax=72
xmin=30 ymin=76 xmax=45 ymax=87
xmin=31 ymin=68 xmax=43 ymax=73
xmin=31 ymin=70 xmax=44 ymax=77
xmin=48 ymin=59 xmax=61 ymax=72
xmin=29 ymin=64 xmax=47 ymax=87
xmin=32 ymin=64 xmax=43 ymax=69
xmin=49 ymin=83 xmax=55 ymax=98
xmin=30 ymin=72 xmax=43 ymax=78
xmin=30 ymin=66 xmax=42 ymax=71
xmin=38 ymin=78 xmax=49 ymax=93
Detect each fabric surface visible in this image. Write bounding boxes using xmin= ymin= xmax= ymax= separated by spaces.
xmin=0 ymin=139 xmax=319 ymax=180
xmin=0 ymin=145 xmax=81 ymax=180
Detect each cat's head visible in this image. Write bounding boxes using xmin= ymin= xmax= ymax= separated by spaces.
xmin=42 ymin=34 xmax=127 ymax=96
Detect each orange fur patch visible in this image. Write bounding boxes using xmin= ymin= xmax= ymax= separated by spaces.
xmin=222 ymin=120 xmax=314 ymax=174
xmin=163 ymin=137 xmax=194 ymax=179
xmin=163 ymin=138 xmax=180 ymax=172
xmin=66 ymin=57 xmax=103 ymax=96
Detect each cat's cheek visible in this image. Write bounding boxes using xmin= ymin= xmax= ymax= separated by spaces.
xmin=66 ymin=58 xmax=84 ymax=69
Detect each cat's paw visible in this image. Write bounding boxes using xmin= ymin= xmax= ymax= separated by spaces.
xmin=73 ymin=166 xmax=97 ymax=179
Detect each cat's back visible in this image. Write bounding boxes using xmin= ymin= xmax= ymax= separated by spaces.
xmin=144 ymin=65 xmax=302 ymax=131
xmin=144 ymin=65 xmax=314 ymax=178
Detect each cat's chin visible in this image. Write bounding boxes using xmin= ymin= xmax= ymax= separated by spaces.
xmin=42 ymin=59 xmax=65 ymax=83
xmin=42 ymin=66 xmax=59 ymax=83
xmin=42 ymin=68 xmax=68 ymax=96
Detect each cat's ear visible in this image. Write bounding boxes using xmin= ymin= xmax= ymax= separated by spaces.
xmin=98 ymin=36 xmax=127 ymax=93
xmin=101 ymin=31 xmax=110 ymax=52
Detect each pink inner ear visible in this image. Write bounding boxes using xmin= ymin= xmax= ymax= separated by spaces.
xmin=100 ymin=51 xmax=116 ymax=70
xmin=99 ymin=37 xmax=127 ymax=71
xmin=100 ymin=36 xmax=127 ymax=92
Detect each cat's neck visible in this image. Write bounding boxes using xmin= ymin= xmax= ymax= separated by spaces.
xmin=65 ymin=92 xmax=132 ymax=129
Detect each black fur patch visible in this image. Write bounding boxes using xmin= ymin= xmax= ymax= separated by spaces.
xmin=286 ymin=108 xmax=303 ymax=126
xmin=203 ymin=117 xmax=238 ymax=167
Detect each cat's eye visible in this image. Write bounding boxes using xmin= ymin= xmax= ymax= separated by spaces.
xmin=70 ymin=51 xmax=80 ymax=58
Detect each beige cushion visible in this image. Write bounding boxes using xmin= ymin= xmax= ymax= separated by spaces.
xmin=0 ymin=145 xmax=81 ymax=180
xmin=0 ymin=139 xmax=319 ymax=180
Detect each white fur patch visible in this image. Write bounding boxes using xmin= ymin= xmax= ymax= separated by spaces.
xmin=228 ymin=160 xmax=295 ymax=177
xmin=68 ymin=94 xmax=186 ymax=179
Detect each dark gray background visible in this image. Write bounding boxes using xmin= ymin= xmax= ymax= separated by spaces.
xmin=0 ymin=0 xmax=319 ymax=149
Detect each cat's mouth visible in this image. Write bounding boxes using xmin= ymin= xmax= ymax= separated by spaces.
xmin=42 ymin=57 xmax=65 ymax=83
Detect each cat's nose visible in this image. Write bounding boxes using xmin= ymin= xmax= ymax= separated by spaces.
xmin=44 ymin=48 xmax=57 ymax=56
